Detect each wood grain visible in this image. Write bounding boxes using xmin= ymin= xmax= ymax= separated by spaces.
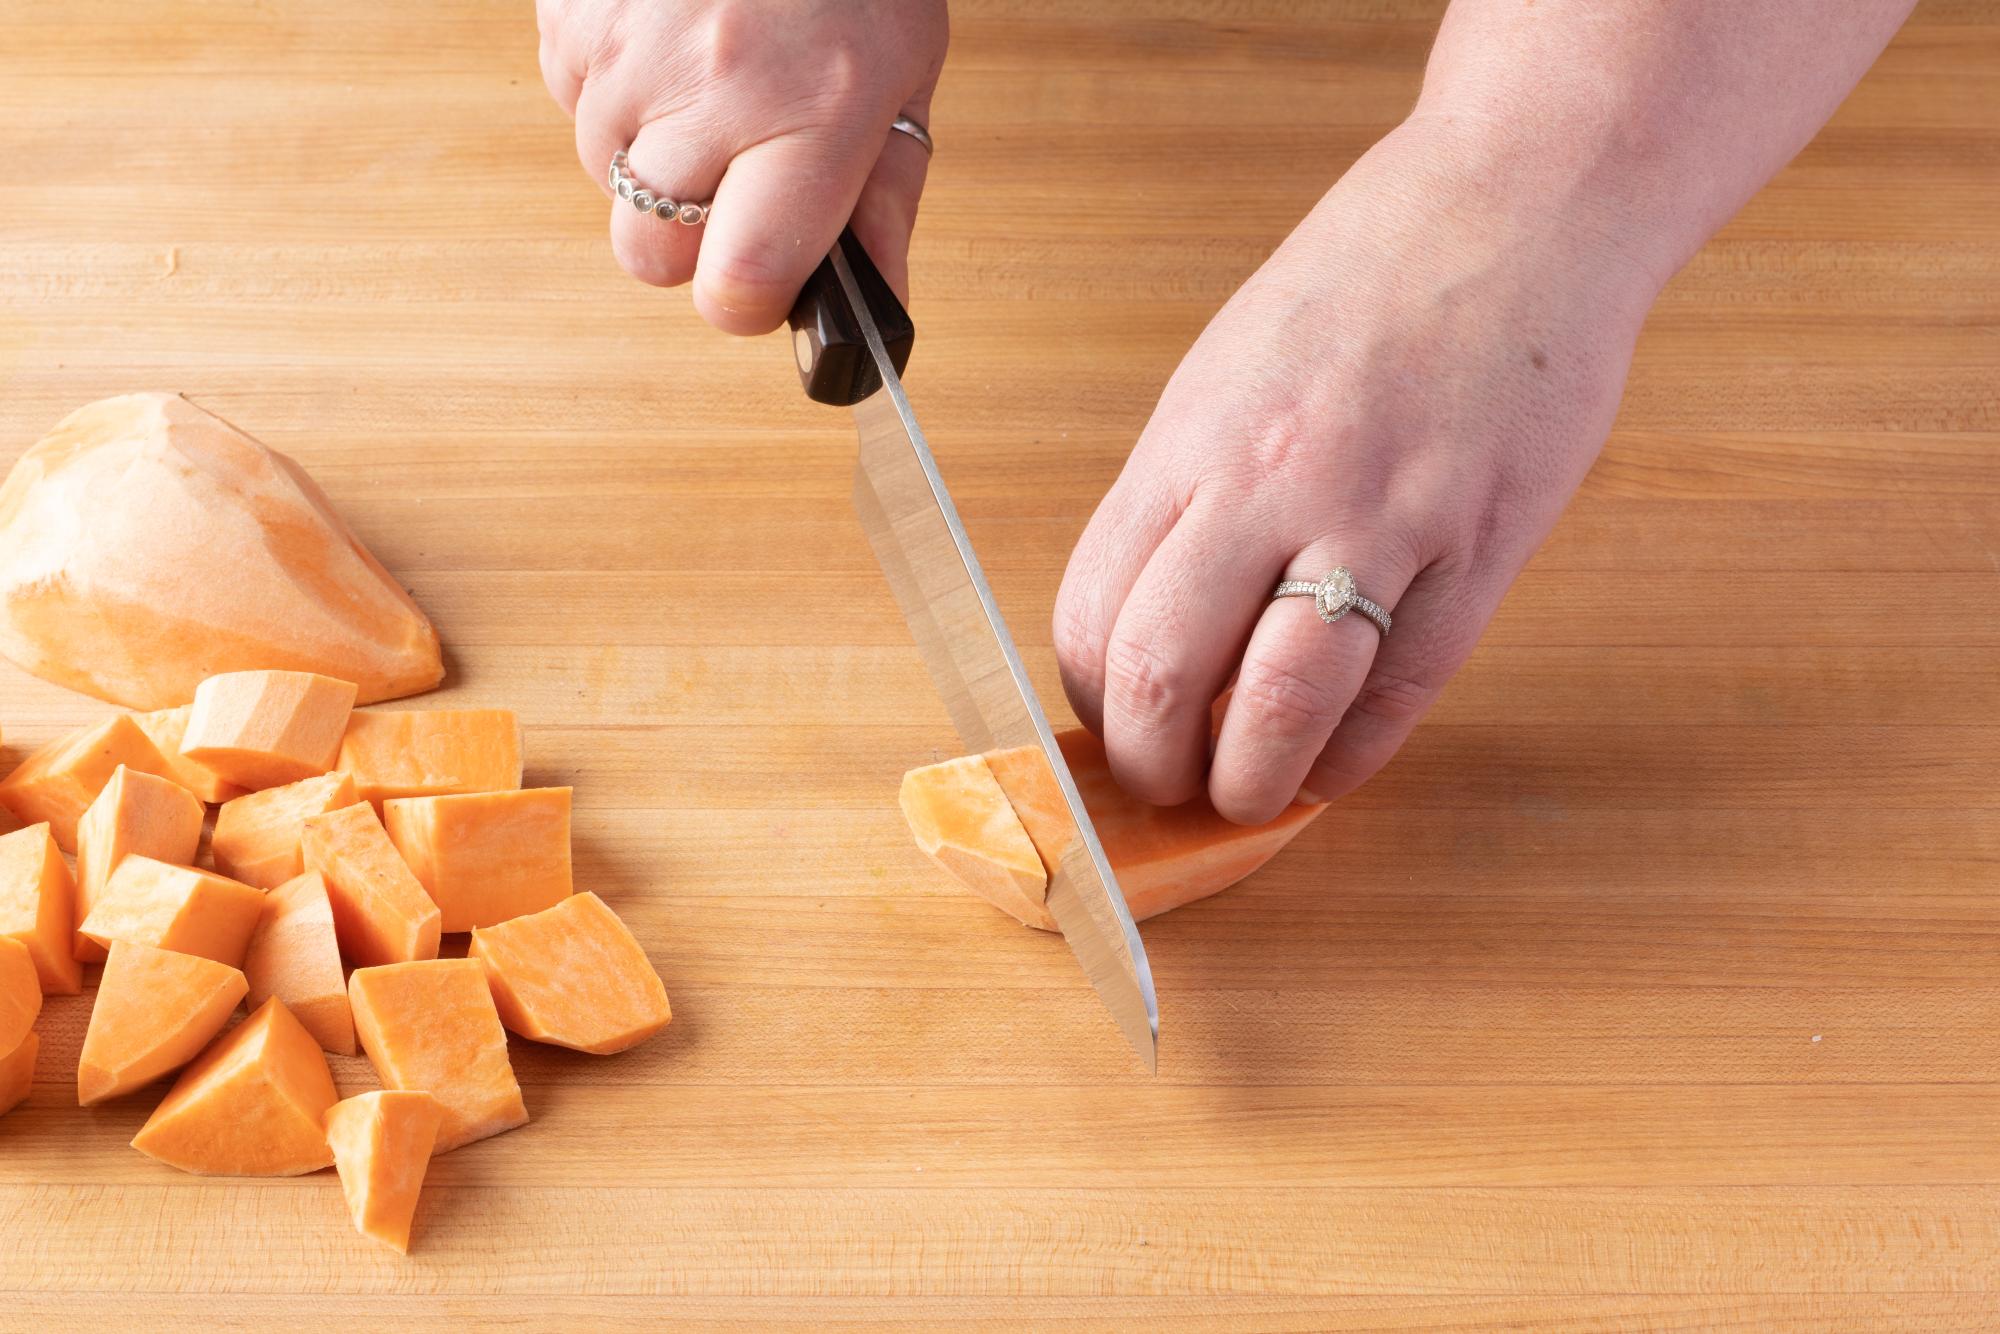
xmin=1 ymin=0 xmax=1996 ymax=1327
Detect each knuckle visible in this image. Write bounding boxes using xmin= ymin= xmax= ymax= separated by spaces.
xmin=1234 ymin=657 xmax=1345 ymax=741
xmin=1050 ymin=599 xmax=1104 ymax=687
xmin=1102 ymin=634 xmax=1195 ymax=730
xmin=1345 ymin=668 xmax=1442 ymax=726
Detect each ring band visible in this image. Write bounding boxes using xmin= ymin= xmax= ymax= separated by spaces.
xmin=610 ymin=114 xmax=933 ymax=226
xmin=889 ymin=115 xmax=935 ymax=156
xmin=1273 ymin=567 xmax=1392 ymax=636
xmin=608 ymin=150 xmax=710 ymax=225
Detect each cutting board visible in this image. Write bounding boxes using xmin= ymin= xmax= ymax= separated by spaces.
xmin=1 ymin=1 xmax=1996 ymax=1326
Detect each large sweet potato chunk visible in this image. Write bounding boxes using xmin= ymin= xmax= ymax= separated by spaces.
xmin=0 ymin=393 xmax=443 ymax=710
xmin=77 ymin=940 xmax=246 ymax=1106
xmin=349 ymin=959 xmax=527 ymax=1154
xmin=0 ymin=824 xmax=81 ymax=994
xmin=468 ymin=892 xmax=670 ymax=1055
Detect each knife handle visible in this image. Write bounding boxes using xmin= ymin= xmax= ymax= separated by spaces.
xmin=787 ymin=226 xmax=915 ymax=406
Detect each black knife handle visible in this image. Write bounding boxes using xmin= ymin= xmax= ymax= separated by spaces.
xmin=787 ymin=226 xmax=915 ymax=406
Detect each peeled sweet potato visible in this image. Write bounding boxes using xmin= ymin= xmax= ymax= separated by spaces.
xmin=469 ymin=892 xmax=670 ymax=1055
xmin=73 ymin=764 xmax=204 ymax=963
xmin=180 ymin=670 xmax=357 ymax=790
xmin=0 ymin=393 xmax=443 ymax=710
xmin=338 ymin=708 xmax=522 ymax=806
xmin=131 ymin=998 xmax=339 ymax=1176
xmin=0 ymin=823 xmax=82 ymax=994
xmin=241 ymin=872 xmax=355 ymax=1056
xmin=211 ymin=770 xmax=357 ymax=890
xmin=325 ymin=1090 xmax=443 ymax=1254
xmin=904 ymin=728 xmax=1324 ymax=928
xmin=899 ymin=755 xmax=1051 ymax=930
xmin=0 ymin=935 xmax=40 ymax=1056
xmin=0 ymin=1030 xmax=36 ymax=1118
xmin=78 ymin=856 xmax=266 ymax=967
xmin=349 ymin=958 xmax=527 ymax=1154
xmin=77 ymin=940 xmax=246 ymax=1106
xmin=129 ymin=706 xmax=245 ymax=804
xmin=300 ymin=802 xmax=441 ymax=967
xmin=0 ymin=714 xmax=175 ymax=853
xmin=383 ymin=787 xmax=572 ymax=932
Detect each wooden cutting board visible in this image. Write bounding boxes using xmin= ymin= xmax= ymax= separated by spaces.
xmin=0 ymin=1 xmax=1995 ymax=1326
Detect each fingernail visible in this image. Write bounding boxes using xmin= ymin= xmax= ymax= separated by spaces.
xmin=1295 ymin=786 xmax=1326 ymax=806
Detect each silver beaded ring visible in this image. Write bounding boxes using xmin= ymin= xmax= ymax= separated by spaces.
xmin=608 ymin=150 xmax=710 ymax=226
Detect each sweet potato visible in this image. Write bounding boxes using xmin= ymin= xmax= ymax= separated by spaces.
xmin=0 ymin=935 xmax=40 ymax=1056
xmin=325 ymin=1090 xmax=444 ymax=1254
xmin=77 ymin=856 xmax=266 ymax=967
xmin=211 ymin=770 xmax=357 ymax=890
xmin=0 ymin=823 xmax=81 ymax=994
xmin=73 ymin=765 xmax=204 ymax=963
xmin=300 ymin=803 xmax=440 ymax=967
xmin=348 ymin=958 xmax=527 ymax=1154
xmin=337 ymin=708 xmax=521 ymax=806
xmin=129 ymin=706 xmax=245 ymax=804
xmin=0 ymin=714 xmax=174 ymax=853
xmin=241 ymin=872 xmax=354 ymax=1056
xmin=905 ymin=728 xmax=1325 ymax=927
xmin=382 ymin=787 xmax=571 ymax=932
xmin=0 ymin=1030 xmax=36 ymax=1118
xmin=77 ymin=941 xmax=246 ymax=1106
xmin=898 ymin=754 xmax=1051 ymax=930
xmin=0 ymin=392 xmax=442 ymax=709
xmin=180 ymin=670 xmax=357 ymax=790
xmin=469 ymin=892 xmax=669 ymax=1055
xmin=131 ymin=998 xmax=339 ymax=1176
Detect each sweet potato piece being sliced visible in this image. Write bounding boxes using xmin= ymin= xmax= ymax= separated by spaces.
xmin=337 ymin=709 xmax=522 ymax=806
xmin=131 ymin=998 xmax=339 ymax=1176
xmin=0 ymin=823 xmax=81 ymax=994
xmin=129 ymin=706 xmax=245 ymax=804
xmin=930 ymin=728 xmax=1326 ymax=926
xmin=180 ymin=670 xmax=357 ymax=791
xmin=0 ymin=392 xmax=443 ymax=710
xmin=78 ymin=856 xmax=266 ymax=967
xmin=0 ymin=936 xmax=40 ymax=1056
xmin=469 ymin=892 xmax=670 ymax=1055
xmin=0 ymin=714 xmax=174 ymax=853
xmin=301 ymin=803 xmax=440 ymax=967
xmin=383 ymin=787 xmax=572 ymax=932
xmin=73 ymin=765 xmax=204 ymax=964
xmin=211 ymin=771 xmax=357 ymax=890
xmin=899 ymin=755 xmax=1051 ymax=930
xmin=0 ymin=1030 xmax=36 ymax=1118
xmin=349 ymin=959 xmax=527 ymax=1153
xmin=325 ymin=1090 xmax=443 ymax=1254
xmin=77 ymin=941 xmax=246 ymax=1106
xmin=241 ymin=872 xmax=354 ymax=1056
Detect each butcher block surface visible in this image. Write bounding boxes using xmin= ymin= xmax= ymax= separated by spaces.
xmin=0 ymin=1 xmax=1997 ymax=1327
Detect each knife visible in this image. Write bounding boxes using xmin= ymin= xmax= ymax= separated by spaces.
xmin=786 ymin=227 xmax=1159 ymax=1071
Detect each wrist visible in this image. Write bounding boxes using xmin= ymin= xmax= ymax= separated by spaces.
xmin=1357 ymin=112 xmax=1681 ymax=318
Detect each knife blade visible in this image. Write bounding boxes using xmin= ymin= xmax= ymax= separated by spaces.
xmin=787 ymin=229 xmax=1158 ymax=1070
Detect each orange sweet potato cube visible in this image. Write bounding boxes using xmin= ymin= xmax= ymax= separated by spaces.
xmin=129 ymin=706 xmax=246 ymax=804
xmin=382 ymin=787 xmax=572 ymax=933
xmin=349 ymin=958 xmax=527 ymax=1154
xmin=180 ymin=670 xmax=358 ymax=790
xmin=78 ymin=856 xmax=266 ymax=967
xmin=211 ymin=771 xmax=358 ymax=890
xmin=0 ymin=714 xmax=174 ymax=852
xmin=241 ymin=872 xmax=354 ymax=1056
xmin=899 ymin=754 xmax=1052 ymax=930
xmin=77 ymin=940 xmax=246 ymax=1106
xmin=0 ymin=1030 xmax=36 ymax=1118
xmin=0 ymin=823 xmax=81 ymax=994
xmin=73 ymin=764 xmax=204 ymax=963
xmin=131 ymin=998 xmax=339 ymax=1176
xmin=0 ymin=935 xmax=40 ymax=1057
xmin=300 ymin=803 xmax=440 ymax=967
xmin=325 ymin=1090 xmax=444 ymax=1254
xmin=337 ymin=708 xmax=521 ymax=806
xmin=469 ymin=892 xmax=670 ymax=1056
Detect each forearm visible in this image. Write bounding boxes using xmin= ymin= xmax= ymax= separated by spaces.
xmin=1406 ymin=0 xmax=1917 ymax=290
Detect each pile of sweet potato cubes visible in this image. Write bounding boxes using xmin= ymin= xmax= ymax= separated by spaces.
xmin=0 ymin=668 xmax=670 ymax=1253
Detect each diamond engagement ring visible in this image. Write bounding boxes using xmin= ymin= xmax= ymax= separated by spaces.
xmin=1272 ymin=567 xmax=1392 ymax=636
